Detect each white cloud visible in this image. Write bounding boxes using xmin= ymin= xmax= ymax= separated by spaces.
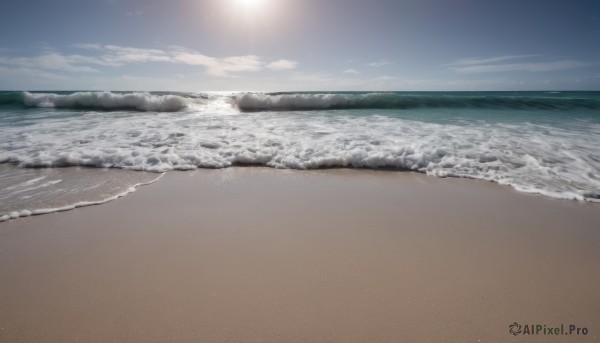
xmin=79 ymin=44 xmax=171 ymax=64
xmin=450 ymin=60 xmax=595 ymax=73
xmin=0 ymin=53 xmax=101 ymax=73
xmin=342 ymin=68 xmax=360 ymax=74
xmin=104 ymin=45 xmax=171 ymax=63
xmin=449 ymin=55 xmax=539 ymax=66
xmin=0 ymin=66 xmax=69 ymax=81
xmin=365 ymin=59 xmax=390 ymax=67
xmin=71 ymin=44 xmax=293 ymax=77
xmin=126 ymin=9 xmax=146 ymax=16
xmin=372 ymin=75 xmax=397 ymax=81
xmin=218 ymin=55 xmax=263 ymax=72
xmin=172 ymin=51 xmax=263 ymax=76
xmin=446 ymin=54 xmax=596 ymax=74
xmin=75 ymin=43 xmax=102 ymax=50
xmin=266 ymin=59 xmax=298 ymax=70
xmin=172 ymin=52 xmax=217 ymax=66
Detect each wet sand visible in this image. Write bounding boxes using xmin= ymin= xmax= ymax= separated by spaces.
xmin=1 ymin=168 xmax=599 ymax=342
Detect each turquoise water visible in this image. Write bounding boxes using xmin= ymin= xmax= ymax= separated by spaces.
xmin=1 ymin=90 xmax=600 ymax=219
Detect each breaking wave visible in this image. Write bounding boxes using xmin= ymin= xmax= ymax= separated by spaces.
xmin=236 ymin=92 xmax=600 ymax=111
xmin=8 ymin=91 xmax=600 ymax=112
xmin=22 ymin=92 xmax=192 ymax=112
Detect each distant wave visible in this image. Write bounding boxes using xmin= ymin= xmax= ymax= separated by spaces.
xmin=3 ymin=91 xmax=599 ymax=112
xmin=22 ymin=92 xmax=192 ymax=112
xmin=236 ymin=92 xmax=600 ymax=111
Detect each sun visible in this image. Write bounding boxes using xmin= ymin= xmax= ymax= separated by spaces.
xmin=235 ymin=0 xmax=265 ymax=9
xmin=227 ymin=0 xmax=278 ymax=26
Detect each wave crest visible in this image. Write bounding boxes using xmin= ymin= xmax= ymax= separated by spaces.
xmin=14 ymin=91 xmax=600 ymax=112
xmin=236 ymin=92 xmax=600 ymax=111
xmin=23 ymin=91 xmax=191 ymax=112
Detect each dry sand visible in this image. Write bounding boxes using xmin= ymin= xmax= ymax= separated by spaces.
xmin=1 ymin=168 xmax=599 ymax=342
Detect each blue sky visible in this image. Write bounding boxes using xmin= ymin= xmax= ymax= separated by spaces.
xmin=0 ymin=0 xmax=599 ymax=91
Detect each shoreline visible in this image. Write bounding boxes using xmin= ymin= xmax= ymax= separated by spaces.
xmin=1 ymin=165 xmax=599 ymax=223
xmin=1 ymin=168 xmax=599 ymax=342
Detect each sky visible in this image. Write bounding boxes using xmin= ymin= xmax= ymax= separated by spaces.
xmin=0 ymin=0 xmax=599 ymax=91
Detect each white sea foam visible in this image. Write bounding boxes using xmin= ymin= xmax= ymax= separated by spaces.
xmin=0 ymin=171 xmax=163 ymax=221
xmin=27 ymin=175 xmax=163 ymax=215
xmin=2 ymin=93 xmax=600 ymax=202
xmin=236 ymin=93 xmax=357 ymax=110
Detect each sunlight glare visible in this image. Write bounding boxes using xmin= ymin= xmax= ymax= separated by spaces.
xmin=235 ymin=0 xmax=265 ymax=9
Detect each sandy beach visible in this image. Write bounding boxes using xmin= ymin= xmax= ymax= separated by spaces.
xmin=0 ymin=168 xmax=599 ymax=342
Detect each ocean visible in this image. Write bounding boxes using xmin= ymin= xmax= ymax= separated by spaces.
xmin=1 ymin=91 xmax=599 ymax=220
